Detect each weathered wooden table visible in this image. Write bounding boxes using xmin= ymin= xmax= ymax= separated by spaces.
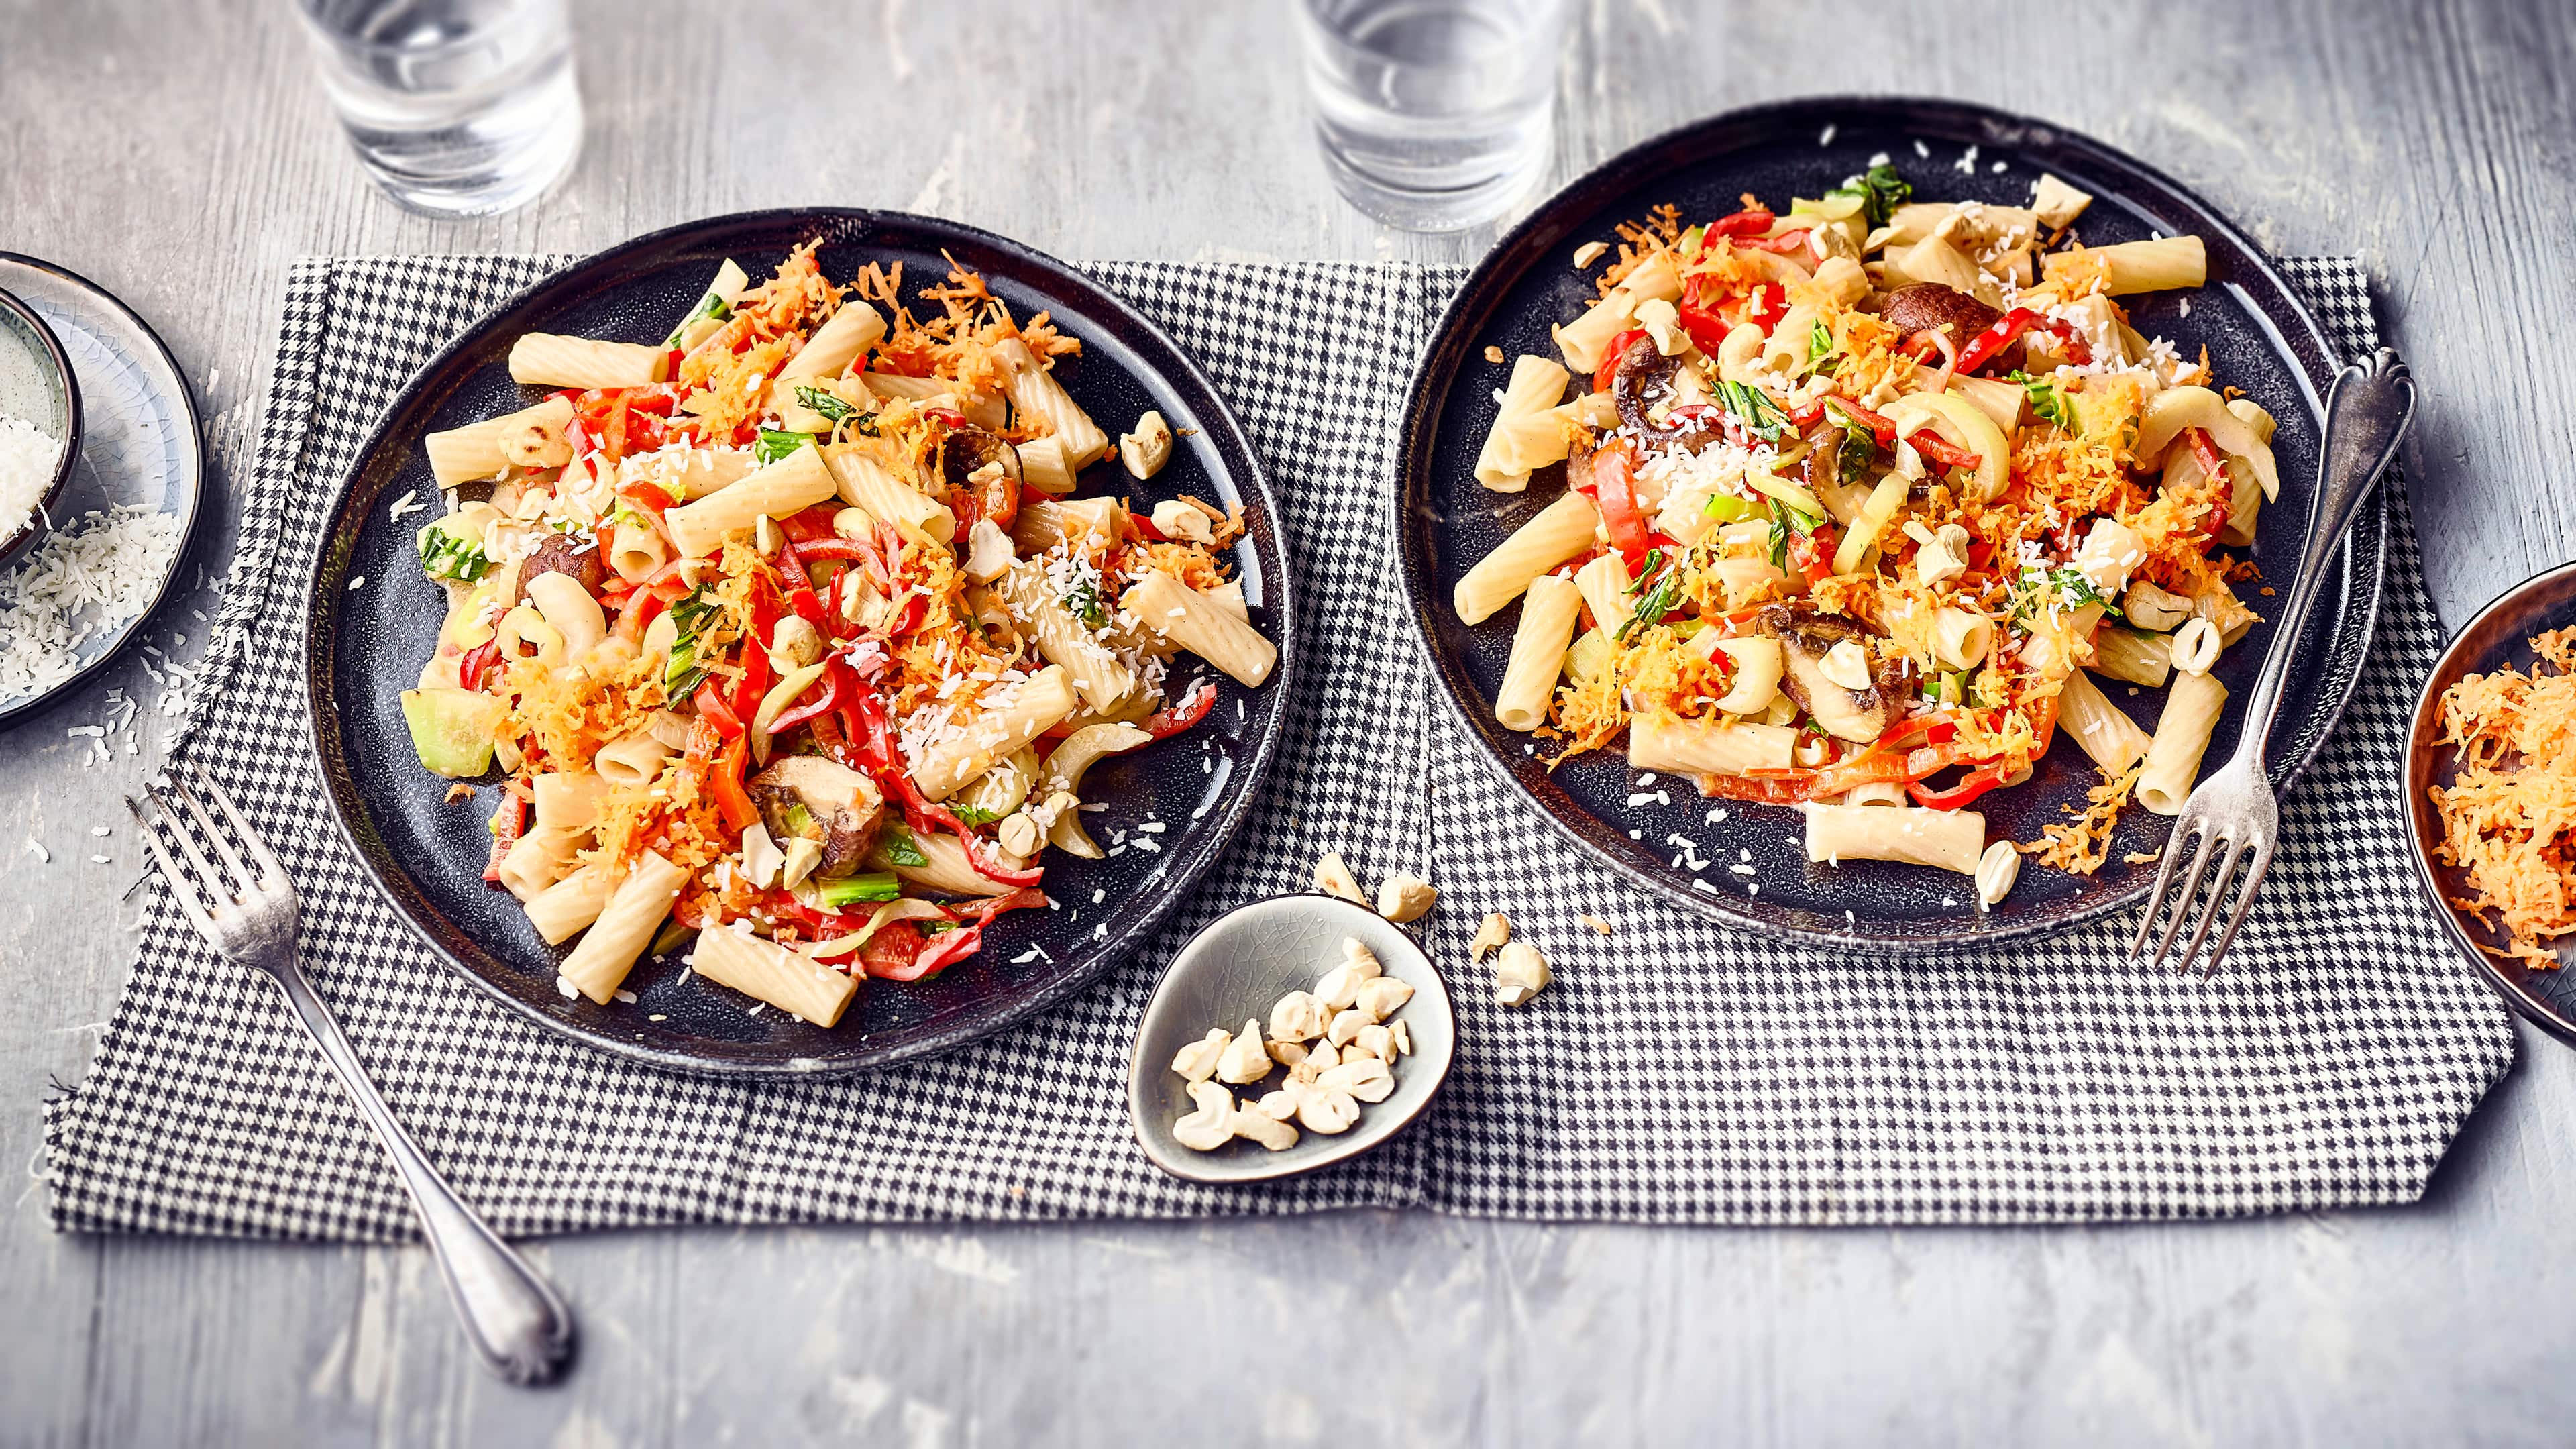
xmin=8 ymin=1 xmax=2573 ymax=1442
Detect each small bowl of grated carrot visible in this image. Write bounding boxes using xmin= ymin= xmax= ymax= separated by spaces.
xmin=2407 ymin=559 xmax=2576 ymax=1044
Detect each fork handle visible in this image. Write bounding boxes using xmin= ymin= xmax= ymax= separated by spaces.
xmin=2235 ymin=347 xmax=2415 ymax=769
xmin=264 ymin=961 xmax=576 ymax=1384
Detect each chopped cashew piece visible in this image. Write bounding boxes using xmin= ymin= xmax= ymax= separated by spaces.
xmin=1252 ymin=1090 xmax=1298 ymax=1122
xmin=1232 ymin=1107 xmax=1299 ymax=1151
xmin=1319 ymin=1057 xmax=1395 ymax=1104
xmin=963 ymin=517 xmax=1016 ymax=582
xmin=1119 ymin=410 xmax=1174 ymax=479
xmin=753 ymin=513 xmax=785 ymax=557
xmin=1572 ymin=240 xmax=1609 ymax=268
xmin=1302 ymin=1039 xmax=1340 ymax=1073
xmin=1818 ymin=638 xmax=1872 ymax=692
xmin=1171 ymin=1027 xmax=1230 ymax=1083
xmin=1173 ymin=1080 xmax=1237 ymax=1152
xmin=1494 ymin=940 xmax=1551 ymax=1007
xmin=1353 ymin=975 xmax=1415 ymax=1022
xmin=1352 ymin=1023 xmax=1395 ymax=1063
xmin=1316 ymin=944 xmax=1382 ymax=1010
xmin=1313 ymin=851 xmax=1366 ymax=904
xmin=1912 ymin=523 xmax=1972 ymax=586
xmin=1470 ymin=912 xmax=1511 ymax=961
xmin=996 ymin=811 xmax=1043 ymax=857
xmin=767 ymin=614 xmax=826 ymax=671
xmin=1267 ymin=1038 xmax=1310 ymax=1071
xmin=1269 ymin=989 xmax=1330 ymax=1043
xmin=1327 ymin=1007 xmax=1368 ymax=1047
xmin=1289 ymin=1080 xmax=1361 ymax=1134
xmin=1375 ymin=872 xmax=1438 ymax=923
xmin=2074 ymin=519 xmax=2147 ymax=596
xmin=1577 ymin=913 xmax=1613 ymax=935
xmin=1976 ymin=839 xmax=2021 ymax=911
xmin=1216 ymin=1019 xmax=1272 ymax=1085
xmin=1389 ymin=1020 xmax=1412 ymax=1057
xmin=1148 ymin=498 xmax=1215 ymax=544
xmin=738 ymin=821 xmax=786 ymax=890
xmin=779 ymin=837 xmax=825 ymax=891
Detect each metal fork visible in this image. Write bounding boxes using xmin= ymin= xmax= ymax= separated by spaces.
xmin=2129 ymin=347 xmax=2416 ymax=975
xmin=129 ymin=763 xmax=575 ymax=1385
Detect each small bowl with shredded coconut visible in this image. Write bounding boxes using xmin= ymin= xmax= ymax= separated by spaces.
xmin=0 ymin=284 xmax=80 ymax=570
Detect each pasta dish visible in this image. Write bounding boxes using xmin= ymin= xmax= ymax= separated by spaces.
xmin=1455 ymin=162 xmax=2273 ymax=896
xmin=400 ymin=247 xmax=1275 ymax=1027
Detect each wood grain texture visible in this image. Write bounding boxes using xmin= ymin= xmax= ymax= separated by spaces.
xmin=5 ymin=0 xmax=2574 ymax=1442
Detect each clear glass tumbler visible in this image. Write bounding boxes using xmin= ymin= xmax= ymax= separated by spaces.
xmin=1296 ymin=0 xmax=1572 ymax=233
xmin=294 ymin=0 xmax=582 ymax=217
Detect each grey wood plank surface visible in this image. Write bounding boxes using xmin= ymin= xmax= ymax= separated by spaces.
xmin=5 ymin=0 xmax=2574 ymax=1443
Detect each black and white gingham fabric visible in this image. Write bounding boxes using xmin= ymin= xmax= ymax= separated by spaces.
xmin=43 ymin=256 xmax=2512 ymax=1240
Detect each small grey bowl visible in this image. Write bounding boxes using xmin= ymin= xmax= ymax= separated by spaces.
xmin=1127 ymin=893 xmax=1455 ymax=1185
xmin=0 ymin=283 xmax=80 ymax=571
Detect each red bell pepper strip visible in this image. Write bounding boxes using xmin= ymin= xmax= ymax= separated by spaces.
xmin=694 ymin=680 xmax=746 ymax=739
xmin=1743 ymin=281 xmax=1789 ymax=337
xmin=781 ymin=504 xmax=839 ymax=544
xmin=1126 ymin=509 xmax=1166 ymax=543
xmin=1589 ymin=441 xmax=1653 ymax=570
xmin=1905 ymin=428 xmax=1984 ymax=474
xmin=621 ymin=481 xmax=678 ymax=517
xmin=1786 ymin=518 xmax=1839 ymax=585
xmin=457 ymin=640 xmax=501 ymax=692
xmin=710 ymin=737 xmax=759 ymax=834
xmin=1743 ymin=229 xmax=1812 ymax=256
xmin=480 ymin=788 xmax=526 ymax=884
xmin=1953 ymin=308 xmax=2094 ymax=374
xmin=2187 ymin=427 xmax=2228 ymax=482
xmin=964 ymin=887 xmax=1051 ymax=925
xmin=1144 ymin=680 xmax=1219 ymax=739
xmin=837 ymin=691 xmax=1044 ymax=888
xmin=1592 ymin=327 xmax=1651 ymax=394
xmin=1925 ymin=720 xmax=1958 ymax=746
xmin=1676 ymin=298 xmax=1734 ymax=356
xmin=1702 ymin=209 xmax=1777 ymax=243
xmin=857 ymin=922 xmax=930 ymax=979
xmin=769 ymin=659 xmax=847 ymax=735
xmin=1907 ymin=766 xmax=2010 ymax=811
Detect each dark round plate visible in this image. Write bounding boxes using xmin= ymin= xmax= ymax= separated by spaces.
xmin=2406 ymin=560 xmax=2576 ymax=1046
xmin=1397 ymin=97 xmax=2379 ymax=951
xmin=305 ymin=209 xmax=1295 ymax=1075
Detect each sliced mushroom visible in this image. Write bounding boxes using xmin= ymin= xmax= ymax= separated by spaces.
xmin=747 ymin=756 xmax=887 ymax=879
xmin=515 ymin=532 xmax=604 ymax=603
xmin=1874 ymin=284 xmax=2015 ymax=371
xmin=1609 ymin=335 xmax=1721 ymax=451
xmin=1757 ymin=604 xmax=1889 ymax=742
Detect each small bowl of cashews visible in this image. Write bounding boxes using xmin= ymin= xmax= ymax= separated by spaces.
xmin=1126 ymin=890 xmax=1456 ymax=1185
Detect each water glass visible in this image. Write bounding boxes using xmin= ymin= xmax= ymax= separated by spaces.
xmin=1296 ymin=0 xmax=1572 ymax=233
xmin=294 ymin=0 xmax=583 ymax=217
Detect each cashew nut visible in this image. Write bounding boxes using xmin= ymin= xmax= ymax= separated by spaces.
xmin=1976 ymin=839 xmax=2021 ymax=911
xmin=996 ymin=811 xmax=1044 ymax=858
xmin=1269 ymin=989 xmax=1329 ymax=1043
xmin=1819 ymin=638 xmax=1873 ymax=692
xmin=1389 ymin=1020 xmax=1412 ymax=1057
xmin=1319 ymin=1056 xmax=1395 ymax=1104
xmin=1495 ymin=940 xmax=1550 ymax=1006
xmin=1375 ymin=872 xmax=1438 ymax=923
xmin=1252 ymin=1089 xmax=1298 ymax=1122
xmin=1267 ymin=1038 xmax=1310 ymax=1071
xmin=1352 ymin=1023 xmax=1394 ymax=1063
xmin=1120 ymin=410 xmax=1174 ymax=480
xmin=1313 ymin=851 xmax=1366 ymax=904
xmin=963 ymin=517 xmax=1016 ymax=583
xmin=1232 ymin=1107 xmax=1299 ymax=1151
xmin=767 ymin=614 xmax=826 ymax=672
xmin=1173 ymin=1080 xmax=1237 ymax=1152
xmin=1170 ymin=1027 xmax=1229 ymax=1082
xmin=1148 ymin=498 xmax=1214 ymax=544
xmin=1327 ymin=1007 xmax=1368 ymax=1047
xmin=1216 ymin=1019 xmax=1272 ymax=1085
xmin=1288 ymin=1079 xmax=1360 ymax=1134
xmin=1353 ymin=975 xmax=1415 ymax=1022
xmin=1470 ymin=912 xmax=1511 ymax=961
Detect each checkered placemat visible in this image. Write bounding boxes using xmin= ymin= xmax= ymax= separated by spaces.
xmin=43 ymin=256 xmax=2514 ymax=1238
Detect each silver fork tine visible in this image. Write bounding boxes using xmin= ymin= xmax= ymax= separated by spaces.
xmin=170 ymin=771 xmax=258 ymax=892
xmin=127 ymin=794 xmax=221 ymax=938
xmin=2174 ymin=836 xmax=2252 ymax=974
xmin=2129 ymin=836 xmax=2187 ymax=965
xmin=2145 ymin=826 xmax=2221 ymax=972
xmin=189 ymin=764 xmax=286 ymax=885
xmin=146 ymin=775 xmax=235 ymax=900
xmin=2199 ymin=844 xmax=2274 ymax=977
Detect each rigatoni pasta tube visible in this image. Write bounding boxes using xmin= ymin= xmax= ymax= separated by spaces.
xmin=910 ymin=666 xmax=1080 ymax=801
xmin=2057 ymin=669 xmax=2154 ymax=775
xmin=2045 ymin=236 xmax=2206 ymax=295
xmin=1120 ymin=571 xmax=1278 ymax=687
xmin=559 ymin=849 xmax=687 ymax=1004
xmin=1628 ymin=714 xmax=1795 ymax=775
xmin=531 ymin=771 xmax=606 ymax=834
xmin=507 ymin=333 xmax=669 ymax=390
xmin=2090 ymin=627 xmax=2173 ymax=688
xmin=425 ymin=396 xmax=576 ymax=488
xmin=1572 ymin=552 xmax=1634 ymax=639
xmin=594 ymin=730 xmax=672 ymax=787
xmin=1495 ymin=574 xmax=1581 ymax=732
xmin=1474 ymin=355 xmax=1572 ymax=491
xmin=607 ymin=519 xmax=669 ymax=583
xmin=496 ymin=824 xmax=584 ymax=902
xmin=1452 ymin=491 xmax=1601 ymax=626
xmin=824 ymin=446 xmax=955 ymax=545
xmin=993 ymin=337 xmax=1109 ymax=467
xmin=664 ymin=443 xmax=837 ymax=557
xmin=523 ymin=865 xmax=613 ymax=946
xmin=780 ymin=301 xmax=886 ymax=380
xmin=997 ymin=562 xmax=1136 ymax=712
xmin=1803 ymin=804 xmax=1986 ymax=874
xmin=689 ymin=926 xmax=859 ymax=1027
xmin=873 ymin=828 xmax=1028 ymax=898
xmin=2139 ymin=669 xmax=2229 ymax=814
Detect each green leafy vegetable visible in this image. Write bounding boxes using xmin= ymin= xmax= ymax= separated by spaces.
xmin=1805 ymin=319 xmax=1840 ymax=376
xmin=794 ymin=385 xmax=879 ymax=436
xmin=2012 ymin=564 xmax=2125 ymax=624
xmin=1062 ymin=576 xmax=1108 ymax=629
xmin=879 ymin=823 xmax=929 ymax=868
xmin=948 ymin=803 xmax=1004 ymax=826
xmin=1767 ymin=498 xmax=1817 ymax=572
xmin=1825 ymin=163 xmax=1913 ymax=228
xmin=816 ymin=872 xmax=903 ymax=908
xmin=2008 ymin=370 xmax=2076 ymax=430
xmin=1821 ymin=401 xmax=1884 ymax=488
xmin=416 ymin=521 xmax=493 ymax=584
xmin=1717 ymin=380 xmax=1793 ymax=441
xmin=755 ymin=429 xmax=816 ymax=464
xmin=780 ymin=802 xmax=816 ymax=840
xmin=1703 ymin=493 xmax=1760 ymax=523
xmin=663 ymin=581 xmax=724 ymax=698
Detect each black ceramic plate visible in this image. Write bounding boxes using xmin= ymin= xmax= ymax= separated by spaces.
xmin=307 ymin=210 xmax=1294 ymax=1075
xmin=1399 ymin=97 xmax=2379 ymax=951
xmin=2406 ymin=561 xmax=2576 ymax=1047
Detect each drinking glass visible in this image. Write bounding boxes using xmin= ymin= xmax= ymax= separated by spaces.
xmin=294 ymin=0 xmax=582 ymax=217
xmin=1296 ymin=0 xmax=1573 ymax=233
